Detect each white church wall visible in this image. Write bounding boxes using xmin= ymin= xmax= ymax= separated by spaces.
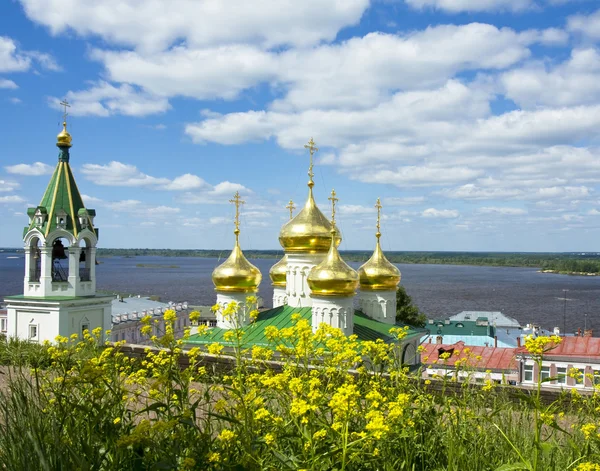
xmin=358 ymin=290 xmax=396 ymax=324
xmin=272 ymin=286 xmax=287 ymax=308
xmin=311 ymin=296 xmax=354 ymax=336
xmin=286 ymin=253 xmax=325 ymax=308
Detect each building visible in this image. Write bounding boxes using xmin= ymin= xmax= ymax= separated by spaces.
xmin=423 ymin=311 xmax=555 ymax=349
xmin=110 ymin=296 xmax=192 ymax=344
xmin=3 ymin=111 xmax=112 ymax=343
xmin=518 ymin=335 xmax=600 ymax=390
xmin=186 ymin=139 xmax=424 ymax=364
xmin=422 ymin=340 xmax=519 ymax=384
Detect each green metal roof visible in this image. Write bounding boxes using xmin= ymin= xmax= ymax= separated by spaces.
xmin=425 ymin=319 xmax=495 ymax=337
xmin=25 ymin=148 xmax=96 ymax=240
xmin=185 ymin=305 xmax=423 ymax=349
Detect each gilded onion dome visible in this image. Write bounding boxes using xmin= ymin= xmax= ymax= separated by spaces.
xmin=57 ymin=121 xmax=72 ymax=148
xmin=212 ymin=192 xmax=262 ymax=293
xmin=307 ymin=190 xmax=358 ymax=297
xmin=269 ymin=254 xmax=287 ymax=287
xmin=358 ymin=198 xmax=401 ymax=291
xmin=278 ymin=139 xmax=341 ymax=254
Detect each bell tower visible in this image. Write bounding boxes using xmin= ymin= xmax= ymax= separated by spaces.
xmin=4 ymin=102 xmax=113 ymax=343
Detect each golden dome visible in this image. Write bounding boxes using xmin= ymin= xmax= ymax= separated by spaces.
xmin=358 ymin=240 xmax=401 ymax=291
xmin=269 ymin=255 xmax=288 ymax=287
xmin=358 ymin=197 xmax=400 ymax=291
xmin=308 ymin=233 xmax=358 ymax=297
xmin=212 ymin=191 xmax=261 ymax=292
xmin=212 ymin=239 xmax=262 ymax=293
xmin=56 ymin=121 xmax=72 ymax=148
xmin=279 ymin=185 xmax=341 ymax=254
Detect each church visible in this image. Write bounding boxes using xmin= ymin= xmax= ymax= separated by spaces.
xmin=3 ymin=117 xmax=422 ymax=364
xmin=4 ymin=114 xmax=112 ymax=343
xmin=186 ymin=139 xmax=423 ymax=365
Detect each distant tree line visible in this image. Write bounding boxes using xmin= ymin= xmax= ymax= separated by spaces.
xmin=3 ymin=248 xmax=600 ymax=274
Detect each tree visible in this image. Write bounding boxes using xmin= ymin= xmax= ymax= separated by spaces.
xmin=395 ymin=285 xmax=427 ymax=327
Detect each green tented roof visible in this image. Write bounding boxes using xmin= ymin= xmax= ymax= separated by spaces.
xmin=185 ymin=305 xmax=424 ymax=349
xmin=25 ymin=149 xmax=96 ymax=240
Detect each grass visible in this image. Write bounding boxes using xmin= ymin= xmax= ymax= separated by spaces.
xmin=0 ymin=309 xmax=599 ymax=471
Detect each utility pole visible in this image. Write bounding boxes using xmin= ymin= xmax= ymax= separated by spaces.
xmin=557 ymin=289 xmax=569 ymax=335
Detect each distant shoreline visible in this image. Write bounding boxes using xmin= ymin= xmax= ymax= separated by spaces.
xmin=3 ymin=248 xmax=600 ymax=276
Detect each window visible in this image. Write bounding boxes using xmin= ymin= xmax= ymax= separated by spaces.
xmin=575 ymin=368 xmax=586 ymax=386
xmin=557 ymin=367 xmax=567 ymax=384
xmin=0 ymin=318 xmax=6 ymax=333
xmin=524 ymin=364 xmax=534 ymax=382
xmin=28 ymin=324 xmax=38 ymax=341
xmin=594 ymin=370 xmax=600 ymax=386
xmin=81 ymin=323 xmax=90 ymax=337
xmin=540 ymin=366 xmax=550 ymax=382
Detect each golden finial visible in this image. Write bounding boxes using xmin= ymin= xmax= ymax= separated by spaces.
xmin=229 ymin=191 xmax=245 ymax=241
xmin=328 ymin=189 xmax=338 ymax=229
xmin=303 ymin=137 xmax=319 ymax=188
xmin=56 ymin=98 xmax=73 ymax=148
xmin=375 ymin=197 xmax=382 ymax=240
xmin=286 ymin=199 xmax=296 ymax=220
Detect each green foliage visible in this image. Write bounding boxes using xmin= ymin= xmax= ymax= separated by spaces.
xmin=1 ymin=313 xmax=600 ymax=470
xmin=395 ymin=285 xmax=427 ymax=327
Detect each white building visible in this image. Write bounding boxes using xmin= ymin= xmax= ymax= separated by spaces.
xmin=3 ymin=119 xmax=112 ymax=343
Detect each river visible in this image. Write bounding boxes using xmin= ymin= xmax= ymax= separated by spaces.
xmin=1 ymin=252 xmax=598 ymax=333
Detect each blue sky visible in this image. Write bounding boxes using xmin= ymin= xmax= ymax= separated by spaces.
xmin=2 ymin=0 xmax=600 ymax=252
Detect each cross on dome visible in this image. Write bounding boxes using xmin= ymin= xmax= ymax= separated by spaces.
xmin=60 ymin=98 xmax=70 ymax=122
xmin=303 ymin=137 xmax=319 ymax=187
xmin=286 ymin=199 xmax=296 ymax=220
xmin=229 ymin=191 xmax=245 ymax=238
xmin=375 ymin=197 xmax=382 ymax=239
xmin=328 ymin=189 xmax=338 ymax=227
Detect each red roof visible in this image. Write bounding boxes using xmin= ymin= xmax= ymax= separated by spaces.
xmin=536 ymin=336 xmax=600 ymax=358
xmin=422 ymin=341 xmax=519 ymax=371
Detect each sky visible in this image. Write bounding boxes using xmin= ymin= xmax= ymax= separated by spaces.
xmin=1 ymin=0 xmax=600 ymax=252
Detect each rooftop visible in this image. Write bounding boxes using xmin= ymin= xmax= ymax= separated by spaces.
xmin=449 ymin=311 xmax=521 ymax=328
xmin=422 ymin=341 xmax=519 ymax=372
xmin=111 ymin=296 xmax=190 ymax=324
xmin=186 ymin=305 xmax=424 ymax=349
xmin=531 ymin=336 xmax=600 ymax=359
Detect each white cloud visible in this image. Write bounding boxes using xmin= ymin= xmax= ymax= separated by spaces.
xmin=5 ymin=162 xmax=54 ymax=176
xmin=502 ymin=48 xmax=600 ymax=108
xmin=422 ymin=208 xmax=460 ymax=218
xmin=0 ymin=36 xmax=60 ymax=72
xmin=163 ymin=174 xmax=208 ymax=191
xmin=0 ymin=78 xmax=17 ymax=89
xmin=20 ymin=0 xmax=368 ymax=51
xmin=81 ymin=161 xmax=170 ymax=187
xmin=209 ymin=216 xmax=229 ymax=225
xmin=96 ymin=23 xmax=538 ymax=111
xmin=568 ymin=8 xmax=600 ymax=41
xmin=384 ymin=196 xmax=426 ymax=206
xmin=0 ymin=195 xmax=25 ymax=204
xmin=80 ymin=162 xmax=251 ymax=203
xmin=49 ymin=81 xmax=170 ymax=117
xmin=0 ymin=180 xmax=20 ymax=192
xmin=338 ymin=204 xmax=375 ymax=215
xmin=405 ymin=0 xmax=534 ymax=12
xmin=9 ymin=97 xmax=22 ymax=104
xmin=477 ymin=206 xmax=528 ymax=215
xmin=211 ymin=181 xmax=251 ymax=196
